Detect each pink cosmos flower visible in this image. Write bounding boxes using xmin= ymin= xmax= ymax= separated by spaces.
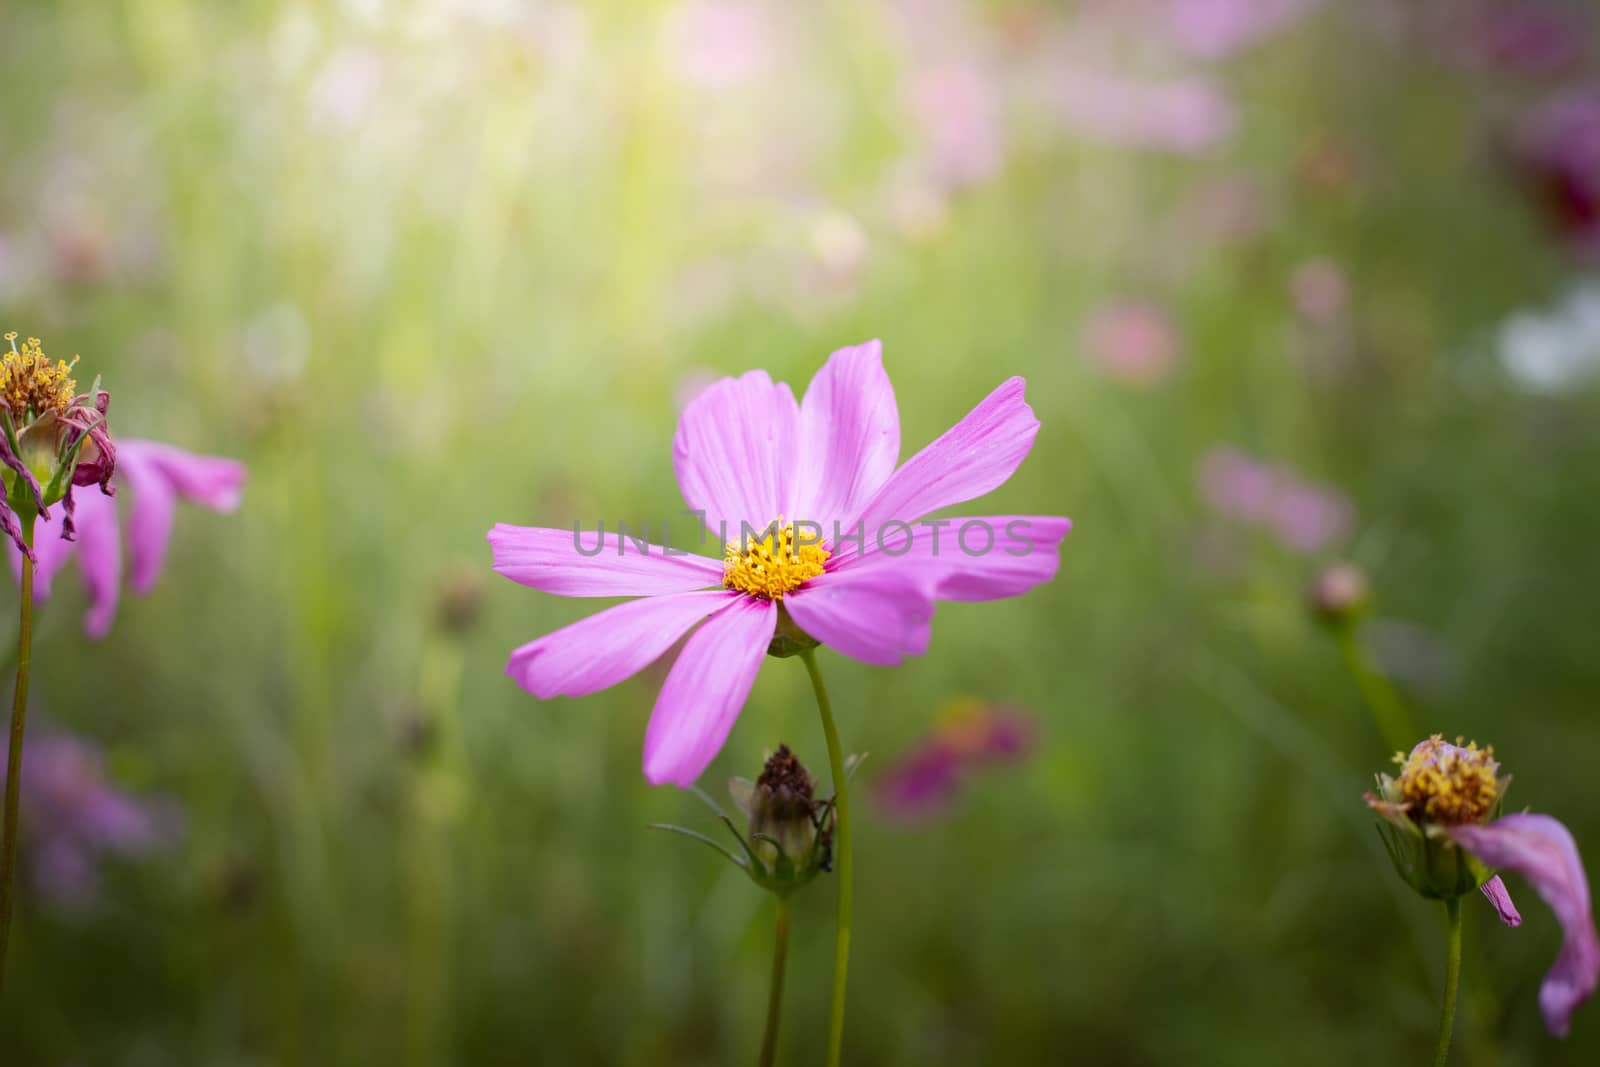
xmin=7 ymin=438 xmax=246 ymax=638
xmin=1198 ymin=447 xmax=1352 ymax=554
xmin=489 ymin=340 xmax=1070 ymax=787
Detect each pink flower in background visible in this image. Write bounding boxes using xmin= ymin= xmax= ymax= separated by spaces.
xmin=489 ymin=340 xmax=1070 ymax=786
xmin=1289 ymin=258 xmax=1349 ymax=325
xmin=0 ymin=729 xmax=181 ymax=908
xmin=1082 ymin=300 xmax=1180 ymax=385
xmin=907 ymin=62 xmax=1005 ymax=189
xmin=8 ymin=439 xmax=246 ymax=638
xmin=876 ymin=699 xmax=1036 ymax=821
xmin=1447 ymin=0 xmax=1588 ymax=76
xmin=1166 ymin=0 xmax=1324 ymax=59
xmin=1199 ymin=447 xmax=1352 ymax=553
xmin=1036 ymin=68 xmax=1235 ymax=155
xmin=1514 ymin=85 xmax=1600 ymax=250
xmin=664 ymin=0 xmax=777 ymax=87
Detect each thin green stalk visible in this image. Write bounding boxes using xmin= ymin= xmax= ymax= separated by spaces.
xmin=0 ymin=509 xmax=37 ymax=996
xmin=1334 ymin=624 xmax=1414 ymax=754
xmin=758 ymin=898 xmax=791 ymax=1067
xmin=1433 ymin=896 xmax=1463 ymax=1067
xmin=799 ymin=648 xmax=851 ymax=1067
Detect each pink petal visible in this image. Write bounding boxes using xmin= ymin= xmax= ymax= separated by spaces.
xmin=120 ymin=457 xmax=177 ymax=596
xmin=1482 ymin=875 xmax=1524 ymax=928
xmin=832 ymin=514 xmax=1071 ymax=602
xmin=506 ymin=590 xmax=739 ymax=698
xmin=118 ymin=440 xmax=246 ymax=594
xmin=1452 ymin=814 xmax=1600 ymax=1037
xmin=117 ymin=439 xmax=247 ymax=512
xmin=74 ymin=489 xmax=122 ymax=638
xmin=794 ymin=340 xmax=900 ymax=526
xmin=642 ymin=595 xmax=777 ymax=787
xmin=488 ymin=524 xmax=724 ymax=597
xmin=784 ymin=569 xmax=935 ymax=666
xmin=673 ymin=370 xmax=802 ymax=539
xmin=842 ymin=377 xmax=1039 ymax=561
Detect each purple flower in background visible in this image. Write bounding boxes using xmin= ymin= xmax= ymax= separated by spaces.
xmin=1166 ymin=0 xmax=1324 ymax=59
xmin=875 ymin=699 xmax=1036 ymax=821
xmin=489 ymin=341 xmax=1070 ymax=787
xmin=7 ymin=438 xmax=246 ymax=637
xmin=1198 ymin=447 xmax=1352 ymax=553
xmin=1514 ymin=85 xmax=1600 ymax=250
xmin=1368 ymin=736 xmax=1599 ymax=1037
xmin=1082 ymin=300 xmax=1180 ymax=386
xmin=0 ymin=730 xmax=181 ymax=908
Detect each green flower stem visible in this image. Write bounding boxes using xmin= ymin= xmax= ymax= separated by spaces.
xmin=0 ymin=509 xmax=37 ymax=997
xmin=799 ymin=648 xmax=851 ymax=1067
xmin=1334 ymin=624 xmax=1414 ymax=754
xmin=1433 ymin=895 xmax=1463 ymax=1067
xmin=758 ymin=897 xmax=792 ymax=1067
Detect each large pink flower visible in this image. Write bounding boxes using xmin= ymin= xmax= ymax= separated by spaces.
xmin=489 ymin=341 xmax=1070 ymax=787
xmin=7 ymin=438 xmax=246 ymax=638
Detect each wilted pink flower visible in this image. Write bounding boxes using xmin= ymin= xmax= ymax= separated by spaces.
xmin=0 ymin=730 xmax=181 ymax=908
xmin=1369 ymin=736 xmax=1599 ymax=1037
xmin=489 ymin=341 xmax=1070 ymax=786
xmin=1166 ymin=0 xmax=1324 ymax=59
xmin=1082 ymin=300 xmax=1180 ymax=386
xmin=875 ymin=699 xmax=1037 ymax=821
xmin=1198 ymin=447 xmax=1352 ymax=554
xmin=1514 ymin=85 xmax=1600 ymax=250
xmin=7 ymin=438 xmax=246 ymax=638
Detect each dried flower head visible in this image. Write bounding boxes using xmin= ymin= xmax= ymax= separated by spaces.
xmin=1394 ymin=735 xmax=1504 ymax=826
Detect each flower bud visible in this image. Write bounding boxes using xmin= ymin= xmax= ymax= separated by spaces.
xmin=729 ymin=745 xmax=833 ymax=896
xmin=1310 ymin=562 xmax=1370 ymax=625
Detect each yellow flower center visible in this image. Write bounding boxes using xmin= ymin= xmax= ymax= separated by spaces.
xmin=722 ymin=519 xmax=829 ymax=600
xmin=1395 ymin=734 xmax=1502 ymax=825
xmin=1 ymin=333 xmax=78 ymax=423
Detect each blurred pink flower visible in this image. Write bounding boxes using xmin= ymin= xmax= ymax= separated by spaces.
xmin=8 ymin=439 xmax=247 ymax=638
xmin=1037 ymin=69 xmax=1235 ymax=155
xmin=664 ymin=0 xmax=776 ymax=87
xmin=1198 ymin=447 xmax=1352 ymax=554
xmin=489 ymin=341 xmax=1070 ymax=787
xmin=875 ymin=700 xmax=1037 ymax=822
xmin=1166 ymin=0 xmax=1324 ymax=59
xmin=1289 ymin=258 xmax=1349 ymax=325
xmin=1514 ymin=85 xmax=1600 ymax=250
xmin=0 ymin=730 xmax=181 ymax=908
xmin=1083 ymin=300 xmax=1180 ymax=385
xmin=907 ymin=62 xmax=1005 ymax=189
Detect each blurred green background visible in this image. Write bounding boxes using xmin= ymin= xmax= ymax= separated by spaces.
xmin=2 ymin=0 xmax=1599 ymax=1063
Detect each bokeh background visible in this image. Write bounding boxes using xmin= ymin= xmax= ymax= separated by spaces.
xmin=2 ymin=0 xmax=1599 ymax=1063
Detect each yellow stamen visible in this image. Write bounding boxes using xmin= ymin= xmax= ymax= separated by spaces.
xmin=1 ymin=333 xmax=79 ymax=421
xmin=1395 ymin=734 xmax=1502 ymax=825
xmin=722 ymin=518 xmax=829 ymax=600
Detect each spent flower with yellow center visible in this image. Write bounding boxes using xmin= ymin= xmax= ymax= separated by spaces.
xmin=1394 ymin=734 xmax=1504 ymax=826
xmin=1 ymin=333 xmax=79 ymax=422
xmin=722 ymin=519 xmax=829 ymax=600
